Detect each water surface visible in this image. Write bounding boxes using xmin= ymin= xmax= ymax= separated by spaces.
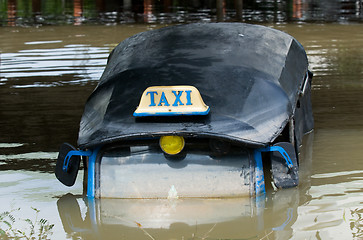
xmin=1 ymin=23 xmax=363 ymax=239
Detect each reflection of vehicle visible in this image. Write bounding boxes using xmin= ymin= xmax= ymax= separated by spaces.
xmin=56 ymin=188 xmax=303 ymax=239
xmin=55 ymin=23 xmax=313 ymax=198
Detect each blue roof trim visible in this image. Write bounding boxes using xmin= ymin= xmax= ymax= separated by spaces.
xmin=133 ymin=107 xmax=210 ymax=117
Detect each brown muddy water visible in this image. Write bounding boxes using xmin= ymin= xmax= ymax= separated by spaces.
xmin=0 ymin=23 xmax=363 ymax=239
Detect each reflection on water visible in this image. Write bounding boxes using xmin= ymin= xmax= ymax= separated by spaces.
xmin=1 ymin=0 xmax=363 ymax=26
xmin=1 ymin=44 xmax=108 ymax=82
xmin=56 ymin=188 xmax=304 ymax=239
xmin=1 ymin=23 xmax=363 ymax=239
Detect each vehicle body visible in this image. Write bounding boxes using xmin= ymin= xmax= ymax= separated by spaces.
xmin=56 ymin=23 xmax=313 ymax=199
xmin=56 ymin=134 xmax=314 ymax=237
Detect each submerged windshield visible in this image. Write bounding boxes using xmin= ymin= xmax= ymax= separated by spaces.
xmin=97 ymin=142 xmax=253 ymax=199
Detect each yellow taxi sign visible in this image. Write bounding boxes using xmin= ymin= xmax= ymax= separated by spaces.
xmin=133 ymin=86 xmax=209 ymax=117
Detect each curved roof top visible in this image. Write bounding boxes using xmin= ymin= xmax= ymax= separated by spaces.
xmin=78 ymin=23 xmax=308 ymax=148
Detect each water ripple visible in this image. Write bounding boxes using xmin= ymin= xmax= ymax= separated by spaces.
xmin=1 ymin=45 xmax=109 ymax=85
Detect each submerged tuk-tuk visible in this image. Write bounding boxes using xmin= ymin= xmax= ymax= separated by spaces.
xmin=56 ymin=23 xmax=313 ymax=199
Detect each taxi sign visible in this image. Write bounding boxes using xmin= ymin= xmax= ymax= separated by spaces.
xmin=133 ymin=86 xmax=210 ymax=117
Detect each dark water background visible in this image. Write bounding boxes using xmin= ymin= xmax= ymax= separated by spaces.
xmin=1 ymin=0 xmax=363 ymax=26
xmin=1 ymin=1 xmax=363 ymax=239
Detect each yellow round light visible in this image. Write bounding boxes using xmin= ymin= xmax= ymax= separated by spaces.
xmin=159 ymin=136 xmax=185 ymax=155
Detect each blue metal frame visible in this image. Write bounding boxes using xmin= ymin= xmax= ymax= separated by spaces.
xmin=59 ymin=147 xmax=100 ymax=198
xmin=257 ymin=146 xmax=294 ymax=169
xmin=253 ymin=150 xmax=266 ymax=196
xmin=87 ymin=147 xmax=100 ymax=198
xmin=253 ymin=145 xmax=295 ymax=195
xmin=63 ymin=150 xmax=93 ymax=172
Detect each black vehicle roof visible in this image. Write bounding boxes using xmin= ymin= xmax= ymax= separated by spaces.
xmin=78 ymin=23 xmax=308 ymax=148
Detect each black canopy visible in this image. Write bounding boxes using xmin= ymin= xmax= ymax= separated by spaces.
xmin=78 ymin=23 xmax=309 ymax=148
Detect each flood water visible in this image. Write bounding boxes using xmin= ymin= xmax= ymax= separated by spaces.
xmin=1 ymin=23 xmax=363 ymax=239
